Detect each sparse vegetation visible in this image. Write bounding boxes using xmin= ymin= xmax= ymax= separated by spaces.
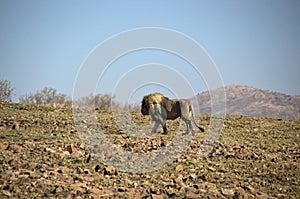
xmin=19 ymin=87 xmax=70 ymax=106
xmin=78 ymin=94 xmax=140 ymax=112
xmin=0 ymin=102 xmax=299 ymax=198
xmin=0 ymin=80 xmax=13 ymax=102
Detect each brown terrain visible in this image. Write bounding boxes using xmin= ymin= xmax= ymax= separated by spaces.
xmin=195 ymin=85 xmax=300 ymax=119
xmin=0 ymin=102 xmax=299 ymax=198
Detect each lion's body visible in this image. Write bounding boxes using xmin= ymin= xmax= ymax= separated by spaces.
xmin=141 ymin=93 xmax=204 ymax=134
xmin=164 ymin=100 xmax=180 ymax=119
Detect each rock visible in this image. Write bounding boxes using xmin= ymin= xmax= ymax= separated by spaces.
xmin=175 ymin=164 xmax=183 ymax=172
xmin=245 ymin=185 xmax=255 ymax=194
xmin=65 ymin=144 xmax=76 ymax=154
xmin=12 ymin=122 xmax=20 ymax=130
xmin=234 ymin=188 xmax=248 ymax=198
xmin=221 ymin=188 xmax=235 ymax=197
xmin=79 ymin=143 xmax=85 ymax=149
xmin=94 ymin=165 xmax=101 ymax=172
xmin=0 ymin=143 xmax=7 ymax=151
xmin=104 ymin=166 xmax=116 ymax=175
xmin=178 ymin=186 xmax=186 ymax=195
xmin=205 ymin=183 xmax=219 ymax=198
xmin=256 ymin=191 xmax=269 ymax=199
xmin=208 ymin=166 xmax=216 ymax=172
xmin=89 ymin=187 xmax=103 ymax=195
xmin=150 ymin=185 xmax=162 ymax=194
xmin=189 ymin=173 xmax=197 ymax=180
xmin=83 ymin=168 xmax=90 ymax=174
xmin=86 ymin=154 xmax=91 ymax=163
xmin=117 ymin=187 xmax=126 ymax=192
xmin=165 ymin=187 xmax=177 ymax=197
xmin=0 ymin=122 xmax=6 ymax=131
xmin=276 ymin=193 xmax=286 ymax=198
xmin=54 ymin=186 xmax=63 ymax=193
xmin=185 ymin=189 xmax=199 ymax=199
xmin=199 ymin=189 xmax=207 ymax=194
xmin=44 ymin=147 xmax=56 ymax=154
xmin=7 ymin=143 xmax=23 ymax=152
xmin=151 ymin=194 xmax=165 ymax=199
xmin=61 ymin=151 xmax=70 ymax=157
xmin=76 ymin=167 xmax=84 ymax=174
xmin=2 ymin=190 xmax=12 ymax=197
xmin=70 ymin=182 xmax=87 ymax=194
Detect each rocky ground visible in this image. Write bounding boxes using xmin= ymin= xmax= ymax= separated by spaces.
xmin=0 ymin=102 xmax=299 ymax=198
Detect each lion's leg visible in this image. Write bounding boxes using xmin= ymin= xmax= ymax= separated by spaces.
xmin=149 ymin=103 xmax=168 ymax=134
xmin=161 ymin=121 xmax=168 ymax=134
xmin=190 ymin=122 xmax=196 ymax=135
xmin=189 ymin=119 xmax=197 ymax=135
xmin=155 ymin=116 xmax=167 ymax=134
xmin=160 ymin=107 xmax=168 ymax=134
xmin=151 ymin=120 xmax=160 ymax=134
xmin=188 ymin=110 xmax=197 ymax=135
xmin=181 ymin=119 xmax=191 ymax=135
xmin=182 ymin=114 xmax=195 ymax=135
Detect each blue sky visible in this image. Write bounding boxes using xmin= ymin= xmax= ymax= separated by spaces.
xmin=1 ymin=0 xmax=300 ymax=102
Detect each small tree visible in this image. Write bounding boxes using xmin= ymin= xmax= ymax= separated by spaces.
xmin=79 ymin=94 xmax=118 ymax=111
xmin=41 ymin=87 xmax=56 ymax=103
xmin=0 ymin=80 xmax=13 ymax=102
xmin=19 ymin=87 xmax=69 ymax=105
xmin=19 ymin=93 xmax=33 ymax=104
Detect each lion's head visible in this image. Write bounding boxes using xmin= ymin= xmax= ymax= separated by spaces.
xmin=141 ymin=93 xmax=169 ymax=115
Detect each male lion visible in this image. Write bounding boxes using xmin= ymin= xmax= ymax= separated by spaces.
xmin=141 ymin=93 xmax=205 ymax=134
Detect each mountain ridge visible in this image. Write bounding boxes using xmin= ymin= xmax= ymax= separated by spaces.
xmin=195 ymin=85 xmax=300 ymax=119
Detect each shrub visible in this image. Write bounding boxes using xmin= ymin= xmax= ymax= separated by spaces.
xmin=19 ymin=87 xmax=69 ymax=105
xmin=0 ymin=80 xmax=14 ymax=102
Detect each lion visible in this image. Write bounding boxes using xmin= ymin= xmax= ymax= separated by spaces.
xmin=141 ymin=93 xmax=205 ymax=135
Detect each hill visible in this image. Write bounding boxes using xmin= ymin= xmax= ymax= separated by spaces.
xmin=0 ymin=102 xmax=299 ymax=198
xmin=195 ymin=85 xmax=300 ymax=119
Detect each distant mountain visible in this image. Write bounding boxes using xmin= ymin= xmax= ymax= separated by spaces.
xmin=194 ymin=86 xmax=300 ymax=119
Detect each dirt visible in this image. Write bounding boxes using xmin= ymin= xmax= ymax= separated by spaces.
xmin=0 ymin=102 xmax=299 ymax=198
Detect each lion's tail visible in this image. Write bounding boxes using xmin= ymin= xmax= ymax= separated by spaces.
xmin=189 ymin=105 xmax=205 ymax=132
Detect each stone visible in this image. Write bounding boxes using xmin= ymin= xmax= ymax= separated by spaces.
xmin=7 ymin=143 xmax=23 ymax=152
xmin=44 ymin=147 xmax=56 ymax=154
xmin=208 ymin=167 xmax=216 ymax=172
xmin=83 ymin=168 xmax=90 ymax=174
xmin=189 ymin=173 xmax=197 ymax=180
xmin=104 ymin=166 xmax=116 ymax=175
xmin=245 ymin=185 xmax=255 ymax=194
xmin=235 ymin=187 xmax=248 ymax=198
xmin=256 ymin=191 xmax=269 ymax=199
xmin=2 ymin=190 xmax=12 ymax=197
xmin=65 ymin=144 xmax=76 ymax=154
xmin=175 ymin=164 xmax=183 ymax=172
xmin=94 ymin=165 xmax=101 ymax=172
xmin=276 ymin=193 xmax=286 ymax=198
xmin=185 ymin=189 xmax=199 ymax=199
xmin=117 ymin=187 xmax=126 ymax=192
xmin=12 ymin=122 xmax=20 ymax=130
xmin=221 ymin=188 xmax=235 ymax=197
xmin=151 ymin=194 xmax=165 ymax=199
xmin=89 ymin=187 xmax=103 ymax=195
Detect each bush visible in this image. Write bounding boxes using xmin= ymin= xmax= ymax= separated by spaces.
xmin=78 ymin=94 xmax=140 ymax=112
xmin=79 ymin=94 xmax=115 ymax=111
xmin=19 ymin=87 xmax=69 ymax=105
xmin=0 ymin=80 xmax=14 ymax=102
